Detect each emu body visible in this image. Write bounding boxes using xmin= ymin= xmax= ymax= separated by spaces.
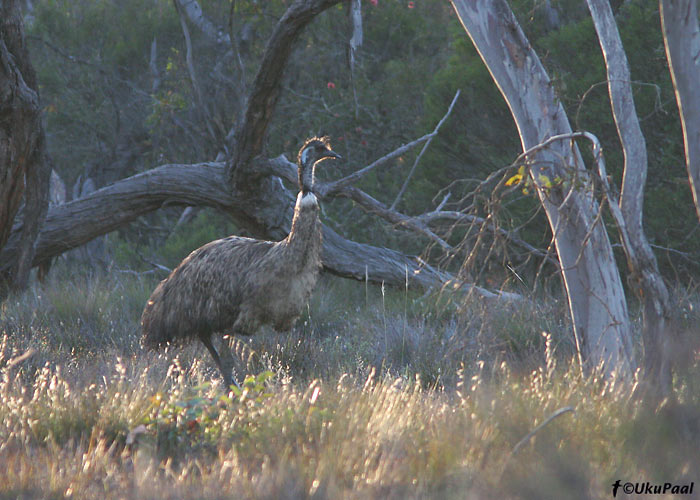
xmin=141 ymin=138 xmax=340 ymax=388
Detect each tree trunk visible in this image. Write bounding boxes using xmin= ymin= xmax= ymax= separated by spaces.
xmin=660 ymin=0 xmax=700 ymax=223
xmin=587 ymin=0 xmax=672 ymax=395
xmin=0 ymin=161 xmax=510 ymax=296
xmin=450 ymin=0 xmax=635 ymax=377
xmin=0 ymin=0 xmax=50 ymax=294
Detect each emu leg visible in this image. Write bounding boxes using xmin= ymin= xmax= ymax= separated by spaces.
xmin=218 ymin=336 xmax=240 ymax=389
xmin=201 ymin=335 xmax=235 ymax=389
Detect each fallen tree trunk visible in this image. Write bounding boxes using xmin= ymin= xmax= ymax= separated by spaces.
xmin=0 ymin=161 xmax=517 ymax=299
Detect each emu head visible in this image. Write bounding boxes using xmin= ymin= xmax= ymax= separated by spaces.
xmin=297 ymin=136 xmax=341 ymax=193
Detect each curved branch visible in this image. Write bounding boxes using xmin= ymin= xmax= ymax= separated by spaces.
xmin=228 ymin=0 xmax=342 ymax=181
xmin=0 ymin=163 xmax=232 ymax=272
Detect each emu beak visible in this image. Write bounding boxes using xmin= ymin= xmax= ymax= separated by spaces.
xmin=326 ymin=150 xmax=342 ymax=160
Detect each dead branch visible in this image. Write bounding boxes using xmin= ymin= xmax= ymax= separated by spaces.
xmin=510 ymin=406 xmax=575 ymax=457
xmin=417 ymin=210 xmax=557 ymax=265
xmin=391 ymin=90 xmax=461 ymax=209
xmin=174 ymin=0 xmax=219 ymax=145
xmin=319 ymin=92 xmax=460 ymax=197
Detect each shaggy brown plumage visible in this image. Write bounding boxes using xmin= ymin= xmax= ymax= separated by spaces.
xmin=141 ymin=137 xmax=341 ymax=388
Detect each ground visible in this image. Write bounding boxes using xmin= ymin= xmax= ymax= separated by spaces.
xmin=0 ymin=263 xmax=698 ymax=499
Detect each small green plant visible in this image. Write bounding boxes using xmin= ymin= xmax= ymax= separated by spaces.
xmin=141 ymin=371 xmax=275 ymax=450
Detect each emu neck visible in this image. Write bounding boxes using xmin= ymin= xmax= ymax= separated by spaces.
xmin=299 ymin=161 xmax=316 ymax=194
xmin=286 ymin=191 xmax=322 ymax=267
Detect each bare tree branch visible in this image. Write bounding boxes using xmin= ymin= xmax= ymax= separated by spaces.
xmin=320 ymin=94 xmax=460 ymax=197
xmin=417 ymin=210 xmax=557 ymax=265
xmin=390 ymin=90 xmax=460 ymax=210
xmin=175 ymin=0 xmax=229 ymax=45
xmin=174 ymin=0 xmax=219 ymax=146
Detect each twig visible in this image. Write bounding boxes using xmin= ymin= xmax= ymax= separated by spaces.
xmin=611 ymin=242 xmax=697 ymax=265
xmin=435 ymin=192 xmax=451 ymax=212
xmin=319 ymin=90 xmax=460 ymax=197
xmin=136 ymin=250 xmax=172 ymax=274
xmin=418 ymin=210 xmax=557 ymax=265
xmin=174 ymin=0 xmax=218 ymax=144
xmin=114 ymin=268 xmax=158 ymax=276
xmin=510 ymin=406 xmax=575 ymax=457
xmin=515 ymin=131 xmax=590 ymax=167
xmin=390 ymin=90 xmax=460 ymax=210
xmin=5 ymin=348 xmax=36 ymax=369
xmin=499 ymin=406 xmax=577 ymax=478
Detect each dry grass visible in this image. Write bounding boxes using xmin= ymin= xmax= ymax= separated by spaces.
xmin=0 ymin=266 xmax=698 ymax=499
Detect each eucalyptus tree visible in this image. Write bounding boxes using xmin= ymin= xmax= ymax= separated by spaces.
xmin=450 ymin=0 xmax=700 ymax=394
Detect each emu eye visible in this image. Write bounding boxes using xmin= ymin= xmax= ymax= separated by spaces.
xmin=315 ymin=145 xmax=325 ymax=152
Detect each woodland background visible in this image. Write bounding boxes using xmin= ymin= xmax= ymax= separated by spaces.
xmin=28 ymin=0 xmax=700 ymax=275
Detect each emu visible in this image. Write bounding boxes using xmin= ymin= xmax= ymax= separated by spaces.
xmin=140 ymin=137 xmax=341 ymax=388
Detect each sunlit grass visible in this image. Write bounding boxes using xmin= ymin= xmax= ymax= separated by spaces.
xmin=0 ymin=267 xmax=698 ymax=499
